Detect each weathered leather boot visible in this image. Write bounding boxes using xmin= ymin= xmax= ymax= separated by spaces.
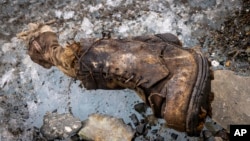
xmin=17 ymin=24 xmax=211 ymax=136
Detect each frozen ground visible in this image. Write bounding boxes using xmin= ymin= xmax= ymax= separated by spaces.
xmin=0 ymin=0 xmax=245 ymax=140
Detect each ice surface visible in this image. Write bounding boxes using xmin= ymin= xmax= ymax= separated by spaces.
xmin=0 ymin=68 xmax=15 ymax=88
xmin=0 ymin=0 xmax=243 ymax=140
xmin=81 ymin=17 xmax=94 ymax=35
xmin=106 ymin=0 xmax=123 ymax=7
xmin=55 ymin=10 xmax=63 ymax=18
xmin=63 ymin=11 xmax=75 ymax=20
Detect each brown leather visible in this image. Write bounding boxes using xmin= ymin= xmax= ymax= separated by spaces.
xmin=28 ymin=32 xmax=56 ymax=69
xmin=26 ymin=31 xmax=211 ymax=136
xmin=77 ymin=39 xmax=169 ymax=89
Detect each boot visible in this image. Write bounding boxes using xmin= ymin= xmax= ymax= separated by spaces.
xmin=76 ymin=34 xmax=211 ymax=136
xmin=17 ymin=24 xmax=211 ymax=136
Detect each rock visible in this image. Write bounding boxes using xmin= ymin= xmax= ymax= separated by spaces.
xmin=30 ymin=126 xmax=46 ymax=141
xmin=129 ymin=113 xmax=139 ymax=126
xmin=204 ymin=120 xmax=222 ymax=135
xmin=215 ymin=129 xmax=229 ymax=140
xmin=70 ymin=134 xmax=81 ymax=141
xmin=40 ymin=112 xmax=82 ymax=140
xmin=211 ymin=70 xmax=250 ymax=131
xmin=78 ymin=114 xmax=135 ymax=141
xmin=214 ymin=137 xmax=223 ymax=141
xmin=155 ymin=135 xmax=164 ymax=141
xmin=224 ymin=60 xmax=231 ymax=67
xmin=202 ymin=130 xmax=217 ymax=141
xmin=151 ymin=129 xmax=158 ymax=134
xmin=203 ymin=130 xmax=212 ymax=139
xmin=171 ymin=133 xmax=178 ymax=140
xmin=134 ymin=103 xmax=147 ymax=114
xmin=136 ymin=123 xmax=146 ymax=135
xmin=8 ymin=118 xmax=24 ymax=136
xmin=211 ymin=60 xmax=220 ymax=67
xmin=204 ymin=136 xmax=216 ymax=141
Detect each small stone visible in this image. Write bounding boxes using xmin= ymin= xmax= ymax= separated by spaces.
xmin=70 ymin=134 xmax=80 ymax=141
xmin=136 ymin=123 xmax=146 ymax=134
xmin=13 ymin=106 xmax=18 ymax=111
xmin=64 ymin=126 xmax=72 ymax=132
xmin=214 ymin=137 xmax=223 ymax=141
xmin=151 ymin=129 xmax=158 ymax=134
xmin=8 ymin=119 xmax=24 ymax=136
xmin=40 ymin=112 xmax=82 ymax=140
xmin=155 ymin=135 xmax=164 ymax=141
xmin=78 ymin=114 xmax=134 ymax=141
xmin=244 ymin=26 xmax=250 ymax=32
xmin=203 ymin=130 xmax=213 ymax=139
xmin=211 ymin=60 xmax=220 ymax=67
xmin=205 ymin=136 xmax=216 ymax=141
xmin=225 ymin=60 xmax=231 ymax=67
xmin=211 ymin=52 xmax=216 ymax=57
xmin=204 ymin=121 xmax=222 ymax=135
xmin=134 ymin=103 xmax=147 ymax=114
xmin=246 ymin=47 xmax=250 ymax=54
xmin=246 ymin=47 xmax=250 ymax=63
xmin=215 ymin=129 xmax=229 ymax=140
xmin=129 ymin=113 xmax=139 ymax=126
xmin=171 ymin=133 xmax=178 ymax=140
xmin=72 ymin=124 xmax=79 ymax=129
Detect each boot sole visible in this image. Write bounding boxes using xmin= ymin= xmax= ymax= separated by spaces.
xmin=186 ymin=49 xmax=211 ymax=136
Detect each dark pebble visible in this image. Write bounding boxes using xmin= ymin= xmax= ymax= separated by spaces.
xmin=129 ymin=113 xmax=139 ymax=126
xmin=136 ymin=123 xmax=146 ymax=134
xmin=171 ymin=133 xmax=178 ymax=140
xmin=155 ymin=135 xmax=164 ymax=141
xmin=70 ymin=134 xmax=80 ymax=141
xmin=134 ymin=103 xmax=147 ymax=114
xmin=52 ymin=109 xmax=57 ymax=113
xmin=127 ymin=122 xmax=132 ymax=127
xmin=13 ymin=106 xmax=18 ymax=110
xmin=140 ymin=119 xmax=145 ymax=124
xmin=204 ymin=136 xmax=215 ymax=141
xmin=151 ymin=129 xmax=158 ymax=134
xmin=215 ymin=129 xmax=229 ymax=140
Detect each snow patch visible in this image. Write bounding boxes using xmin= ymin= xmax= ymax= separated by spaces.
xmin=2 ymin=43 xmax=12 ymax=53
xmin=27 ymin=101 xmax=38 ymax=115
xmin=81 ymin=18 xmax=94 ymax=35
xmin=55 ymin=10 xmax=63 ymax=18
xmin=106 ymin=0 xmax=122 ymax=7
xmin=63 ymin=11 xmax=75 ymax=20
xmin=65 ymin=126 xmax=72 ymax=132
xmin=138 ymin=12 xmax=175 ymax=34
xmin=30 ymin=68 xmax=39 ymax=81
xmin=118 ymin=24 xmax=129 ymax=33
xmin=89 ymin=4 xmax=103 ymax=12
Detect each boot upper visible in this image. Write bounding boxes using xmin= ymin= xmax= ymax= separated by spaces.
xmin=77 ymin=38 xmax=170 ymax=90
